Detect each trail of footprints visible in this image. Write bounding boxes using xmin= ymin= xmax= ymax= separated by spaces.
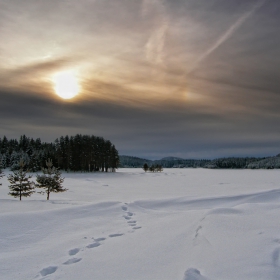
xmin=122 ymin=204 xmax=142 ymax=230
xmin=37 ymin=204 xmax=141 ymax=279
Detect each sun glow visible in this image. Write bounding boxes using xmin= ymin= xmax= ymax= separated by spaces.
xmin=53 ymin=71 xmax=79 ymax=99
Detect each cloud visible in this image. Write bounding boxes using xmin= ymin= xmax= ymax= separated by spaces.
xmin=143 ymin=0 xmax=169 ymax=65
xmin=0 ymin=0 xmax=280 ymax=159
xmin=190 ymin=0 xmax=267 ymax=72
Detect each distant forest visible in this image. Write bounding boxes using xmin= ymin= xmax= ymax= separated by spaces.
xmin=0 ymin=135 xmax=119 ymax=172
xmin=119 ymin=154 xmax=280 ymax=169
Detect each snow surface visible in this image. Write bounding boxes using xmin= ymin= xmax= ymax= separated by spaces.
xmin=1 ymin=168 xmax=280 ymax=280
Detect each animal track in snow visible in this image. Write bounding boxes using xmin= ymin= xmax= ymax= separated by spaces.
xmin=123 ymin=215 xmax=131 ymax=220
xmin=109 ymin=233 xmax=124 ymax=238
xmin=121 ymin=204 xmax=142 ymax=232
xmin=40 ymin=266 xmax=58 ymax=276
xmin=37 ymin=236 xmax=105 ymax=277
xmin=133 ymin=226 xmax=141 ymax=230
xmin=86 ymin=242 xmax=101 ymax=249
xmin=63 ymin=258 xmax=82 ymax=265
xmin=69 ymin=248 xmax=80 ymax=256
xmin=183 ymin=268 xmax=209 ymax=280
xmin=94 ymin=237 xmax=106 ymax=242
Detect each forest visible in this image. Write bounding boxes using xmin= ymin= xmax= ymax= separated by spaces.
xmin=0 ymin=134 xmax=119 ymax=172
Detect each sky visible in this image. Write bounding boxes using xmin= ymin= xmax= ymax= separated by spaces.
xmin=1 ymin=0 xmax=280 ymax=159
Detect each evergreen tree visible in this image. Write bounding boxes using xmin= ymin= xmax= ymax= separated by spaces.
xmin=149 ymin=165 xmax=155 ymax=172
xmin=155 ymin=164 xmax=163 ymax=172
xmin=143 ymin=163 xmax=149 ymax=172
xmin=7 ymin=159 xmax=35 ymax=200
xmin=0 ymin=163 xmax=4 ymax=185
xmin=0 ymin=134 xmax=120 ymax=172
xmin=36 ymin=158 xmax=67 ymax=200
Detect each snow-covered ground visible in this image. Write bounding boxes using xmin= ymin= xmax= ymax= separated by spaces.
xmin=1 ymin=168 xmax=280 ymax=280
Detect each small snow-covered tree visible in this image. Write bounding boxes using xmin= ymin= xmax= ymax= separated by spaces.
xmin=10 ymin=151 xmax=30 ymax=171
xmin=7 ymin=159 xmax=35 ymax=200
xmin=36 ymin=158 xmax=67 ymax=200
xmin=1 ymin=153 xmax=7 ymax=169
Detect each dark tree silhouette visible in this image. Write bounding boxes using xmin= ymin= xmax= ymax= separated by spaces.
xmin=0 ymin=164 xmax=4 ymax=185
xmin=0 ymin=134 xmax=120 ymax=172
xmin=7 ymin=159 xmax=35 ymax=200
xmin=36 ymin=158 xmax=67 ymax=200
xmin=143 ymin=163 xmax=149 ymax=172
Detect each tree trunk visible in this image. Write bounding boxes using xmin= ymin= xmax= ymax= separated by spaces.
xmin=47 ymin=191 xmax=50 ymax=200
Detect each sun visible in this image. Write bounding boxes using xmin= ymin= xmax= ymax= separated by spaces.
xmin=53 ymin=71 xmax=79 ymax=99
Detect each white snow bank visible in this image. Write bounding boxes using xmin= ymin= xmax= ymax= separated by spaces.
xmin=0 ymin=168 xmax=280 ymax=280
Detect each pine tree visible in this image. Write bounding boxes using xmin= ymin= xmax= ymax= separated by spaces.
xmin=7 ymin=159 xmax=35 ymax=200
xmin=36 ymin=158 xmax=67 ymax=200
xmin=0 ymin=163 xmax=4 ymax=185
xmin=155 ymin=164 xmax=163 ymax=172
xmin=149 ymin=165 xmax=155 ymax=172
xmin=143 ymin=163 xmax=149 ymax=172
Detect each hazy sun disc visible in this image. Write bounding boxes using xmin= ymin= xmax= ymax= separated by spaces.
xmin=53 ymin=71 xmax=79 ymax=99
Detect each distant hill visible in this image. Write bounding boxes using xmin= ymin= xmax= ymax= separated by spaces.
xmin=119 ymin=156 xmax=152 ymax=168
xmin=160 ymin=157 xmax=184 ymax=161
xmin=119 ymin=154 xmax=280 ymax=169
xmin=204 ymin=157 xmax=259 ymax=169
xmin=246 ymin=156 xmax=280 ymax=169
xmin=119 ymin=155 xmax=210 ymax=168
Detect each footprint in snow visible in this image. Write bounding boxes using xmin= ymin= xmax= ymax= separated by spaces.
xmin=123 ymin=215 xmax=131 ymax=220
xmin=86 ymin=242 xmax=101 ymax=249
xmin=109 ymin=233 xmax=124 ymax=238
xmin=128 ymin=220 xmax=137 ymax=226
xmin=40 ymin=266 xmax=58 ymax=277
xmin=69 ymin=248 xmax=80 ymax=256
xmin=133 ymin=226 xmax=141 ymax=230
xmin=63 ymin=258 xmax=82 ymax=265
xmin=183 ymin=268 xmax=209 ymax=280
xmin=94 ymin=237 xmax=106 ymax=242
xmin=122 ymin=204 xmax=142 ymax=232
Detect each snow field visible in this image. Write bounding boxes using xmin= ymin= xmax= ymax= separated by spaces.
xmin=0 ymin=168 xmax=280 ymax=279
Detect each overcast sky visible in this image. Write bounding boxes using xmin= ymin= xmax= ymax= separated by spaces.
xmin=1 ymin=0 xmax=280 ymax=159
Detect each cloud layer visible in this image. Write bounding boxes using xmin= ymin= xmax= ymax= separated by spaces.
xmin=0 ymin=0 xmax=280 ymax=158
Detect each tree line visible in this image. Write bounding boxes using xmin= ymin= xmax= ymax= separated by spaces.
xmin=0 ymin=134 xmax=120 ymax=172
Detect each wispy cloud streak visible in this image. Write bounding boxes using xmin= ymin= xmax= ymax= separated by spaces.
xmin=190 ymin=0 xmax=266 ymax=72
xmin=142 ymin=0 xmax=169 ymax=65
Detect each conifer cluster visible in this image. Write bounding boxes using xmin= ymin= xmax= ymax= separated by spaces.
xmin=143 ymin=163 xmax=163 ymax=172
xmin=0 ymin=134 xmax=119 ymax=172
xmin=7 ymin=158 xmax=65 ymax=201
